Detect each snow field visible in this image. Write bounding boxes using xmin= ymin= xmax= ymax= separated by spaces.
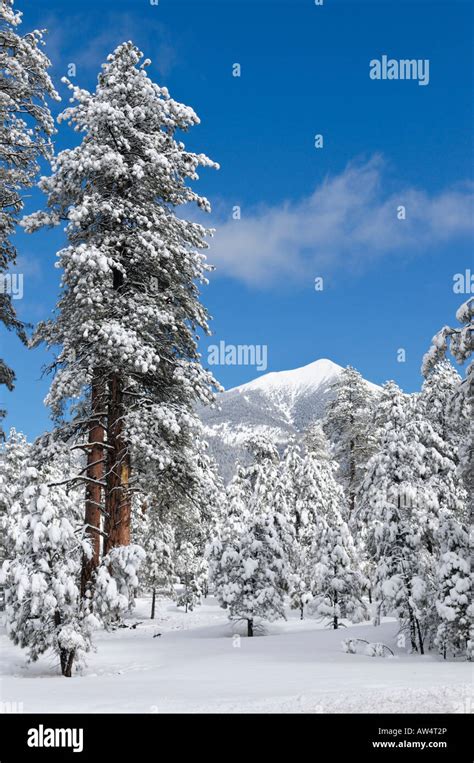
xmin=1 ymin=596 xmax=471 ymax=714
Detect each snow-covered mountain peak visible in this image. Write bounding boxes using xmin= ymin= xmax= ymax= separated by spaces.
xmin=200 ymin=357 xmax=380 ymax=481
xmin=232 ymin=358 xmax=343 ymax=396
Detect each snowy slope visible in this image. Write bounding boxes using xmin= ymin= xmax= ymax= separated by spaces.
xmin=1 ymin=598 xmax=469 ymax=714
xmin=199 ymin=359 xmax=379 ymax=481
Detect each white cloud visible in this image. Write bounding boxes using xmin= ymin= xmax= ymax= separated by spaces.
xmin=207 ymin=156 xmax=474 ymax=286
xmin=42 ymin=11 xmax=177 ymax=80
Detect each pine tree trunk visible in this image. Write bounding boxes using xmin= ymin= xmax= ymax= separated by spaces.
xmin=55 ymin=611 xmax=74 ymax=677
xmin=81 ymin=375 xmax=105 ymax=597
xmin=415 ymin=617 xmax=424 ymax=655
xmin=373 ymin=599 xmax=381 ymax=626
xmin=349 ymin=435 xmax=355 ymax=514
xmin=300 ymin=603 xmax=304 ymax=620
xmin=247 ymin=618 xmax=254 ymax=637
xmin=151 ymin=588 xmax=156 ymax=619
xmin=408 ymin=607 xmax=418 ymax=652
xmin=104 ymin=374 xmax=131 ymax=553
xmin=62 ymin=651 xmax=74 ymax=678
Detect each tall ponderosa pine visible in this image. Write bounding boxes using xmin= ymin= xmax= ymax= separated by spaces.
xmin=23 ymin=43 xmax=219 ymax=589
xmin=323 ymin=366 xmax=376 ymax=516
xmin=0 ymin=0 xmax=58 ymax=432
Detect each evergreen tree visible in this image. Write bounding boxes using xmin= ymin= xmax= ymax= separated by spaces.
xmin=0 ymin=428 xmax=29 ymax=560
xmin=134 ymin=500 xmax=175 ymax=618
xmin=422 ymin=298 xmax=473 ymax=518
xmin=92 ymin=543 xmax=145 ymax=627
xmin=418 ymin=360 xmax=468 ymax=523
xmin=0 ymin=0 xmax=58 ymax=432
xmin=278 ymin=442 xmax=311 ymax=619
xmin=175 ymin=540 xmax=201 ymax=613
xmin=419 ymin=360 xmax=464 ymax=447
xmin=207 ymin=471 xmax=248 ymax=602
xmin=434 ymin=511 xmax=472 ymax=660
xmin=303 ymin=421 xmax=331 ymax=461
xmin=218 ymin=509 xmax=287 ymax=636
xmin=323 ymin=366 xmax=376 ymax=516
xmin=311 ymin=518 xmax=367 ymax=629
xmin=356 ymin=382 xmax=436 ymax=652
xmin=22 ymin=42 xmax=219 ymax=586
xmin=279 ymin=431 xmax=334 ymax=619
xmin=0 ymin=464 xmax=97 ymax=676
xmin=208 ymin=446 xmax=288 ymax=636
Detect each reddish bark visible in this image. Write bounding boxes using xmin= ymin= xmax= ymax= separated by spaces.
xmin=104 ymin=373 xmax=131 ymax=554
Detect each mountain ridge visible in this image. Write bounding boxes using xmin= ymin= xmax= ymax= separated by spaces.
xmin=199 ymin=358 xmax=379 ymax=482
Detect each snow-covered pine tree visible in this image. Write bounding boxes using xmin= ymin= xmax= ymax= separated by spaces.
xmin=422 ymin=298 xmax=474 ymax=516
xmin=419 ymin=360 xmax=465 ymax=449
xmin=208 ymin=443 xmax=288 ymax=636
xmin=277 ymin=442 xmax=309 ymax=618
xmin=311 ymin=518 xmax=367 ymax=629
xmin=219 ymin=510 xmax=287 ymax=637
xmin=0 ymin=0 xmax=58 ymax=433
xmin=418 ymin=360 xmax=468 ymax=527
xmin=323 ymin=366 xmax=376 ymax=516
xmin=175 ymin=540 xmax=201 ymax=613
xmin=415 ymin=403 xmax=467 ymax=554
xmin=355 ymin=382 xmax=437 ymax=652
xmin=238 ymin=434 xmax=280 ymax=495
xmin=303 ymin=421 xmax=331 ymax=461
xmin=250 ymin=436 xmax=293 ymax=555
xmin=295 ymin=426 xmax=368 ymax=628
xmin=22 ymin=42 xmax=219 ymax=589
xmin=434 ymin=510 xmax=472 ymax=660
xmin=137 ymin=437 xmax=222 ymax=610
xmin=207 ymin=471 xmax=249 ymax=603
xmin=278 ymin=431 xmax=336 ymax=619
xmin=92 ymin=543 xmax=145 ymax=628
xmin=134 ymin=499 xmax=175 ymax=618
xmin=0 ymin=428 xmax=29 ymax=558
xmin=0 ymin=463 xmax=97 ymax=676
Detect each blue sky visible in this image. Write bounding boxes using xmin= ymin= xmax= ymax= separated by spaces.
xmin=1 ymin=0 xmax=473 ymax=439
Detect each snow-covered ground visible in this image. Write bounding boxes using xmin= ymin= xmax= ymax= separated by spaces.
xmin=1 ymin=597 xmax=471 ymax=714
